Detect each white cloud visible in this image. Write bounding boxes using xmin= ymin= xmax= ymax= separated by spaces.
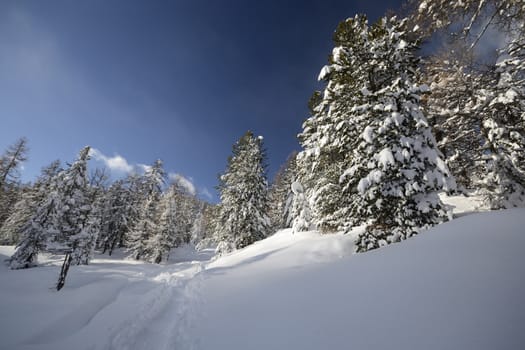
xmin=200 ymin=187 xmax=213 ymax=200
xmin=89 ymin=148 xmax=134 ymax=173
xmin=169 ymin=173 xmax=196 ymax=195
xmin=137 ymin=163 xmax=152 ymax=173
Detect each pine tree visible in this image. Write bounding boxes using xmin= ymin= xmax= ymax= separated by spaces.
xmin=146 ymin=185 xmax=177 ymax=263
xmin=195 ymin=203 xmax=221 ymax=251
xmin=169 ymin=183 xmax=199 ymax=247
xmin=46 ymin=147 xmax=93 ymax=262
xmin=298 ymin=15 xmax=455 ymax=251
xmin=268 ymin=151 xmax=298 ymax=230
xmin=127 ymin=160 xmax=165 ymax=260
xmin=216 ymin=131 xmax=270 ymax=254
xmin=190 ymin=203 xmax=206 ymax=246
xmin=297 ymin=16 xmax=370 ymax=232
xmin=97 ymin=179 xmax=134 ymax=255
xmin=345 ymin=17 xmax=456 ymax=251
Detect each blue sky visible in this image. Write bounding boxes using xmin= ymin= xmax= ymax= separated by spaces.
xmin=0 ymin=0 xmax=404 ymax=202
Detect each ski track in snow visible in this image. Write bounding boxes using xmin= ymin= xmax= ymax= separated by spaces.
xmin=108 ymin=262 xmax=205 ymax=350
xmin=9 ymin=259 xmax=209 ymax=350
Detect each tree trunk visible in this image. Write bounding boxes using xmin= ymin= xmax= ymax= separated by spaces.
xmin=56 ymin=253 xmax=72 ymax=291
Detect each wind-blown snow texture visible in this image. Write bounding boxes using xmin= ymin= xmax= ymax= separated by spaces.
xmin=1 ymin=200 xmax=524 ymax=350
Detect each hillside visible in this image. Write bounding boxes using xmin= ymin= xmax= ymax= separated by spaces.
xmin=1 ymin=203 xmax=524 ymax=349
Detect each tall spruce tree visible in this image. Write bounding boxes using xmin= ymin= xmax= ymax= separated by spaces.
xmin=297 ymin=16 xmax=371 ymax=232
xmin=216 ymin=131 xmax=270 ymax=254
xmin=299 ymin=15 xmax=456 ymax=251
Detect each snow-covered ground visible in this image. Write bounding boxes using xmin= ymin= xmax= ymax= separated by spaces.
xmin=1 ymin=196 xmax=524 ymax=350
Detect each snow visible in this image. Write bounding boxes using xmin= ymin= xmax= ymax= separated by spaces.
xmin=1 ymin=196 xmax=524 ymax=349
xmin=376 ymin=147 xmax=395 ymax=168
xmin=361 ymin=125 xmax=375 ymax=143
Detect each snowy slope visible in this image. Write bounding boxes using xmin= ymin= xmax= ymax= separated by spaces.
xmin=1 ymin=203 xmax=524 ymax=350
xmin=192 ymin=209 xmax=525 ymax=350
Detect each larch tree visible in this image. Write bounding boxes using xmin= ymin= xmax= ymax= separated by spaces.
xmin=477 ymin=37 xmax=525 ymax=208
xmin=0 ymin=138 xmax=28 ymax=228
xmin=422 ymin=43 xmax=487 ymax=190
xmin=0 ymin=160 xmax=61 ymax=245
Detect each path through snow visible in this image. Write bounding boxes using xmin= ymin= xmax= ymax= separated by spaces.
xmin=0 ymin=248 xmax=213 ymax=350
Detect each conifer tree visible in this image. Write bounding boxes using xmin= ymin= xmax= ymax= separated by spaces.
xmin=0 ymin=161 xmax=61 ymax=245
xmin=216 ymin=131 xmax=270 ymax=254
xmin=8 ymin=189 xmax=59 ymax=269
xmin=127 ymin=160 xmax=165 ymax=260
xmin=0 ymin=138 xmax=28 ymax=227
xmin=297 ymin=16 xmax=370 ymax=232
xmin=97 ymin=179 xmax=134 ymax=255
xmin=477 ymin=37 xmax=525 ymax=208
xmin=423 ymin=44 xmax=487 ymax=190
xmin=299 ymin=15 xmax=455 ymax=251
xmin=190 ymin=203 xmax=207 ymax=246
xmin=268 ymin=151 xmax=298 ymax=230
xmin=195 ymin=204 xmax=221 ymax=251
xmin=146 ymin=185 xmax=177 ymax=263
xmin=169 ymin=183 xmax=199 ymax=247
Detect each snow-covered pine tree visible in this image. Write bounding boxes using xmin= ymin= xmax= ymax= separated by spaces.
xmin=146 ymin=184 xmax=177 ymax=263
xmin=97 ymin=179 xmax=133 ymax=255
xmin=338 ymin=16 xmax=456 ymax=252
xmin=46 ymin=147 xmax=93 ymax=263
xmin=477 ymin=37 xmax=525 ymax=208
xmin=190 ymin=203 xmax=206 ymax=246
xmin=70 ymin=172 xmax=107 ymax=265
xmin=299 ymin=15 xmax=455 ymax=251
xmin=127 ymin=160 xmax=165 ymax=260
xmin=268 ymin=151 xmax=298 ymax=230
xmin=170 ymin=183 xmax=199 ymax=247
xmin=296 ymin=16 xmax=371 ymax=232
xmin=195 ymin=203 xmax=221 ymax=251
xmin=216 ymin=131 xmax=270 ymax=254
